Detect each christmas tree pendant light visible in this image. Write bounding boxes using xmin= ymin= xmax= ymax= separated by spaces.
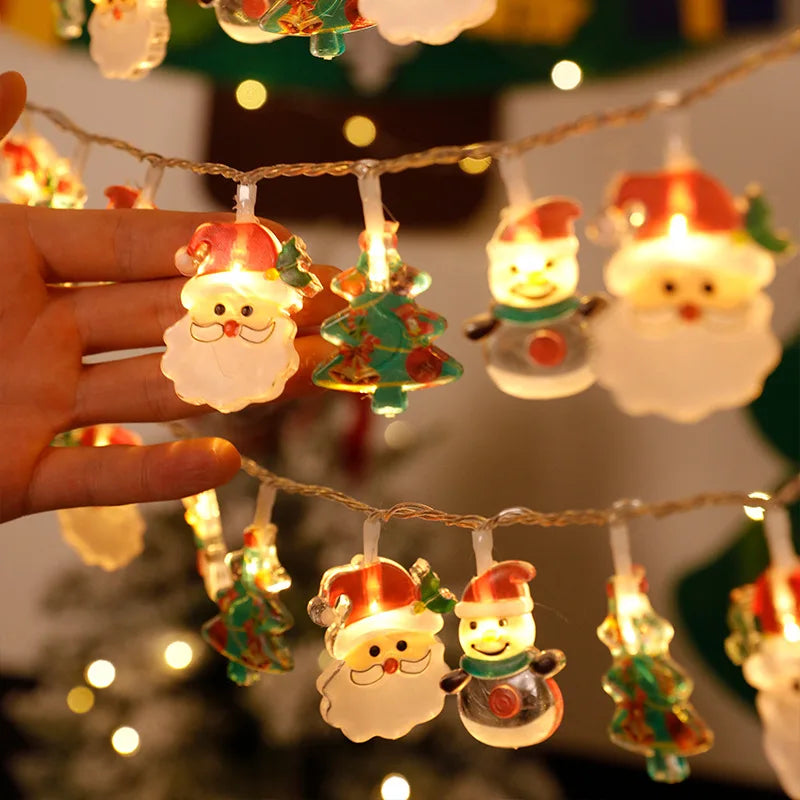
xmin=440 ymin=515 xmax=566 ymax=748
xmin=183 ymin=484 xmax=294 ymax=685
xmin=161 ymin=182 xmax=322 ymax=413
xmin=0 ymin=128 xmax=87 ymax=209
xmin=88 ymin=0 xmax=171 ymax=81
xmin=313 ymin=161 xmax=463 ymax=416
xmin=597 ymin=501 xmax=713 ymax=782
xmin=258 ymin=0 xmax=373 ymax=59
xmin=726 ymin=502 xmax=800 ymax=799
xmin=52 ymin=0 xmax=86 ymax=38
xmin=589 ymin=92 xmax=787 ymax=423
xmin=55 ymin=426 xmax=146 ymax=571
xmin=308 ymin=516 xmax=456 ymax=742
xmin=359 ymin=0 xmax=497 ymax=46
xmin=196 ymin=1 xmax=284 ymax=44
xmin=466 ymin=151 xmax=594 ymax=399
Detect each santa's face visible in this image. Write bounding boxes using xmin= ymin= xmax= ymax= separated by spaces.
xmin=589 ymin=292 xmax=780 ymax=422
xmin=743 ymin=638 xmax=800 ymax=693
xmin=161 ymin=273 xmax=301 ymax=413
xmin=488 ymin=238 xmax=579 ymax=308
xmin=458 ymin=612 xmax=535 ymax=660
xmin=88 ymin=0 xmax=168 ymax=80
xmin=317 ymin=638 xmax=449 ymax=742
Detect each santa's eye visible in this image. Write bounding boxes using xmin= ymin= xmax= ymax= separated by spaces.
xmin=397 ymin=640 xmax=408 ymax=651
xmin=469 ymin=621 xmax=477 ymax=630
xmin=498 ymin=618 xmax=508 ymax=627
xmin=241 ymin=305 xmax=254 ymax=317
xmin=702 ymin=282 xmax=715 ymax=294
xmin=663 ymin=281 xmax=676 ymax=294
xmin=544 ymin=259 xmax=556 ymax=269
xmin=369 ymin=645 xmax=380 ymax=657
xmin=214 ymin=303 xmax=226 ymax=315
xmin=509 ymin=265 xmax=519 ymax=274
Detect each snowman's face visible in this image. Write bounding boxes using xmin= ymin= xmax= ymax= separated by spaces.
xmin=458 ymin=613 xmax=535 ymax=660
xmin=488 ymin=238 xmax=579 ymax=308
xmin=344 ymin=630 xmax=435 ymax=673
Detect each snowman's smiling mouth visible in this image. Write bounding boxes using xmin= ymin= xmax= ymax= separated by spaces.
xmin=471 ymin=642 xmax=509 ymax=656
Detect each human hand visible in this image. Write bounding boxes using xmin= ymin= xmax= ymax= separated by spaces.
xmin=0 ymin=205 xmax=343 ymax=522
xmin=0 ymin=71 xmax=26 ymax=139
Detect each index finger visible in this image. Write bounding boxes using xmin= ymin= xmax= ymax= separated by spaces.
xmin=23 ymin=206 xmax=292 ymax=283
xmin=0 ymin=72 xmax=26 ymax=140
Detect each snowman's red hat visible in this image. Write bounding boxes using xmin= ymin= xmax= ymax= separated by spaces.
xmin=495 ymin=197 xmax=581 ymax=244
xmin=455 ymin=560 xmax=535 ymax=619
xmin=317 ymin=557 xmax=443 ymax=660
xmin=609 ymin=168 xmax=741 ymax=240
xmin=175 ymin=221 xmax=282 ymax=278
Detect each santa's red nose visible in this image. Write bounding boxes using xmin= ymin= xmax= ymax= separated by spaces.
xmin=224 ymin=320 xmax=240 ymax=338
xmin=679 ymin=303 xmax=701 ymax=322
xmin=383 ymin=658 xmax=399 ymax=674
xmin=112 ymin=6 xmax=122 ymax=20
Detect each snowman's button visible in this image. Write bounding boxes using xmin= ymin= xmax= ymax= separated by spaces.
xmin=528 ymin=329 xmax=567 ymax=367
xmin=488 ymin=684 xmax=521 ymax=719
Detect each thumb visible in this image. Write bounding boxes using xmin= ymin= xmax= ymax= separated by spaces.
xmin=0 ymin=71 xmax=27 ymax=140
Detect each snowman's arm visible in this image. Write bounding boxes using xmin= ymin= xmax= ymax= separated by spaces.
xmin=530 ymin=648 xmax=566 ymax=679
xmin=440 ymin=668 xmax=471 ymax=694
xmin=463 ymin=313 xmax=499 ymax=341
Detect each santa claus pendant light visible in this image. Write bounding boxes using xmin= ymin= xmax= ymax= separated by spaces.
xmin=597 ymin=502 xmax=713 ymax=782
xmin=183 ymin=484 xmax=294 ymax=685
xmin=196 ymin=1 xmax=284 ymax=44
xmin=313 ymin=163 xmax=462 ymax=417
xmin=308 ymin=517 xmax=456 ymax=742
xmin=161 ymin=183 xmax=322 ymax=413
xmin=104 ymin=163 xmax=163 ymax=209
xmin=88 ymin=0 xmax=170 ymax=80
xmin=726 ymin=502 xmax=800 ymax=799
xmin=440 ymin=518 xmax=566 ymax=748
xmin=0 ymin=131 xmax=87 ymax=209
xmin=465 ymin=153 xmax=594 ymax=399
xmin=359 ymin=0 xmax=497 ymax=45
xmin=589 ymin=102 xmax=789 ymax=423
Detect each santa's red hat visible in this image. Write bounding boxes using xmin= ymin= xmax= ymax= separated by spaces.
xmin=78 ymin=425 xmax=142 ymax=447
xmin=105 ymin=185 xmax=145 ymax=210
xmin=609 ymin=168 xmax=741 ymax=240
xmin=752 ymin=565 xmax=800 ymax=636
xmin=455 ymin=560 xmax=535 ymax=619
xmin=494 ymin=198 xmax=581 ymax=244
xmin=317 ymin=557 xmax=443 ymax=660
xmin=175 ymin=221 xmax=282 ymax=278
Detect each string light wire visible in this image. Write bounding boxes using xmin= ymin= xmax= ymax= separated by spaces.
xmin=22 ymin=26 xmax=800 ymax=183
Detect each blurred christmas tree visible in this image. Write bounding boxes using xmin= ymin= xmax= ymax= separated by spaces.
xmin=4 ymin=395 xmax=562 ymax=800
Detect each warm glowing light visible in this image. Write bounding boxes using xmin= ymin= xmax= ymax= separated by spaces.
xmin=782 ymin=619 xmax=800 ymax=643
xmin=629 ymin=210 xmax=645 ymax=228
xmin=111 ymin=726 xmax=140 ymax=756
xmin=551 ymin=60 xmax=583 ymax=91
xmin=164 ymin=640 xmax=194 ymax=670
xmin=66 ymin=686 xmax=95 ymax=714
xmin=384 ymin=421 xmax=414 ymax=449
xmin=85 ymin=659 xmax=116 ymax=688
xmin=458 ymin=155 xmax=492 ymax=175
xmin=381 ymin=774 xmax=411 ymax=800
xmin=667 ymin=213 xmax=688 ymax=241
xmin=235 ymin=79 xmax=268 ymax=111
xmin=744 ymin=492 xmax=771 ymax=522
xmin=343 ymin=115 xmax=377 ymax=147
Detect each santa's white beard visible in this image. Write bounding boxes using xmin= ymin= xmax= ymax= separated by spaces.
xmin=88 ymin=6 xmax=168 ymax=80
xmin=161 ymin=313 xmax=299 ymax=413
xmin=757 ymin=690 xmax=800 ymax=799
xmin=317 ymin=641 xmax=449 ymax=742
xmin=589 ymin=294 xmax=780 ymax=422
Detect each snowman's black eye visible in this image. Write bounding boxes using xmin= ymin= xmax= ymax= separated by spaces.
xmin=397 ymin=640 xmax=407 ymax=652
xmin=663 ymin=282 xmax=676 ymax=294
xmin=214 ymin=303 xmax=225 ymax=315
xmin=509 ymin=265 xmax=519 ymax=274
xmin=369 ymin=645 xmax=380 ymax=657
xmin=702 ymin=282 xmax=714 ymax=294
xmin=544 ymin=259 xmax=556 ymax=269
xmin=469 ymin=621 xmax=477 ymax=630
xmin=498 ymin=618 xmax=508 ymax=627
xmin=241 ymin=305 xmax=254 ymax=317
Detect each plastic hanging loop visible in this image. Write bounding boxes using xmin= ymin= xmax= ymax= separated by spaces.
xmin=253 ymin=482 xmax=277 ymax=531
xmin=235 ymin=182 xmax=258 ymax=223
xmin=764 ymin=501 xmax=797 ymax=570
xmin=609 ymin=499 xmax=642 ymax=579
xmin=497 ymin=150 xmax=533 ymax=211
xmin=71 ymin=139 xmax=90 ymax=182
xmin=356 ymin=160 xmax=389 ymax=292
xmin=472 ymin=520 xmax=495 ymax=576
xmin=363 ymin=515 xmax=382 ymax=565
xmin=138 ymin=162 xmax=164 ymax=208
xmin=656 ymin=90 xmax=694 ymax=170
